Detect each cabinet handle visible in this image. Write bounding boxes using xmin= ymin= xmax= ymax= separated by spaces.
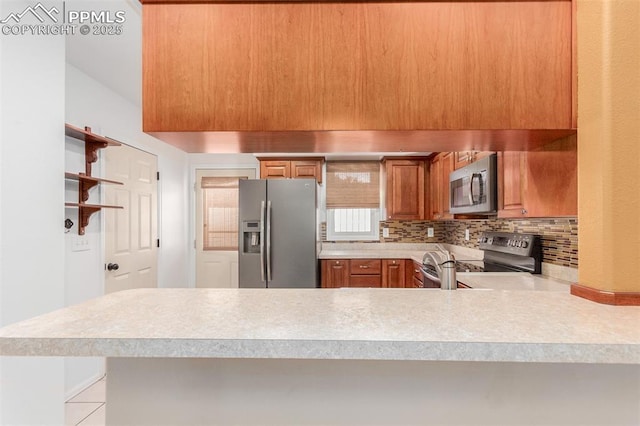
xmin=359 ymin=265 xmax=369 ymax=269
xmin=335 ymin=261 xmax=340 ymax=265
xmin=415 ymin=269 xmax=420 ymax=273
xmin=521 ymin=209 xmax=528 ymax=215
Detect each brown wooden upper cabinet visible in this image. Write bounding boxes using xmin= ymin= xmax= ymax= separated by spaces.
xmin=142 ymin=2 xmax=574 ymax=133
xmin=258 ymin=158 xmax=324 ymax=183
xmin=429 ymin=153 xmax=454 ymax=221
xmin=453 ymin=152 xmax=494 ymax=170
xmin=498 ymin=136 xmax=577 ymax=218
xmin=384 ymin=158 xmax=426 ymax=220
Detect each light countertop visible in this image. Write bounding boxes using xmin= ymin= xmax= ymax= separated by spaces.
xmin=457 ymin=272 xmax=571 ymax=291
xmin=0 ymin=288 xmax=638 ymax=364
xmin=319 ymin=249 xmax=426 ymax=263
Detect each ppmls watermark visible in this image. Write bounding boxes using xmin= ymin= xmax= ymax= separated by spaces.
xmin=1 ymin=2 xmax=126 ymax=36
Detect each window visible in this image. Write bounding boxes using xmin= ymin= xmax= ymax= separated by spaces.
xmin=201 ymin=177 xmax=243 ymax=250
xmin=326 ymin=162 xmax=381 ymax=241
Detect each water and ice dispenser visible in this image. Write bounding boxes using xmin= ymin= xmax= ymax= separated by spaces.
xmin=242 ymin=221 xmax=261 ymax=254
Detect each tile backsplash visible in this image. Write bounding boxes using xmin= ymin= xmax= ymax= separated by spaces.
xmin=444 ymin=218 xmax=578 ymax=269
xmin=322 ymin=218 xmax=578 ymax=269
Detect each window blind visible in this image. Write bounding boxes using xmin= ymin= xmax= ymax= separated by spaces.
xmin=326 ymin=161 xmax=381 ymax=208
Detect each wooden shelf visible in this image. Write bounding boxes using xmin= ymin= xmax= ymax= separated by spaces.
xmin=65 ymin=203 xmax=123 ymax=236
xmin=65 ymin=203 xmax=123 ymax=209
xmin=65 ymin=123 xmax=122 ymax=147
xmin=65 ymin=123 xmax=125 ymax=235
xmin=65 ymin=123 xmax=122 ymax=176
xmin=65 ymin=172 xmax=123 ymax=202
xmin=64 ymin=172 xmax=122 ymax=185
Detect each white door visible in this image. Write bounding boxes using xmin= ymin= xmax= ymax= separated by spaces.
xmin=104 ymin=144 xmax=158 ymax=294
xmin=196 ymin=169 xmax=255 ymax=288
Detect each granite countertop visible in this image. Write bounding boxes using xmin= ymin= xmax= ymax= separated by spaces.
xmin=457 ymin=272 xmax=571 ymax=292
xmin=1 ymin=288 xmax=638 ymax=364
xmin=319 ymin=249 xmax=427 ymax=263
xmin=318 ymin=243 xmax=432 ymax=263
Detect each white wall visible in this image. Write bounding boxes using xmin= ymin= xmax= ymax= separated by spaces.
xmin=0 ymin=2 xmax=66 ymax=422
xmin=64 ymin=63 xmax=191 ymax=396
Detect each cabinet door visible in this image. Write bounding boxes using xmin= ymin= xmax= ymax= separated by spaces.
xmin=440 ymin=153 xmax=455 ymax=219
xmin=386 ymin=159 xmax=425 ymax=220
xmin=260 ymin=161 xmax=291 ymax=179
xmin=382 ymin=259 xmax=406 ymax=288
xmin=453 ymin=152 xmax=473 ymax=170
xmin=498 ymin=152 xmax=528 ymax=217
xmin=321 ymin=260 xmax=350 ymax=288
xmin=429 ymin=156 xmax=442 ymax=220
xmin=291 ymin=160 xmax=322 ymax=184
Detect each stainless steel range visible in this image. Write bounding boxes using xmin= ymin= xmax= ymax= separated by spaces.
xmin=421 ymin=231 xmax=542 ymax=288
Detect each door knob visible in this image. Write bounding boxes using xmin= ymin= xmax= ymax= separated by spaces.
xmin=107 ymin=263 xmax=119 ymax=271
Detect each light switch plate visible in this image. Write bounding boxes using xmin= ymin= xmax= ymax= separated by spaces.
xmin=382 ymin=228 xmax=390 ymax=238
xmin=427 ymin=227 xmax=434 ymax=238
xmin=465 ymin=229 xmax=470 ymax=241
xmin=72 ymin=235 xmax=91 ymax=252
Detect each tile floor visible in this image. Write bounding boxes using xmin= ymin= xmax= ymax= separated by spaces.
xmin=65 ymin=377 xmax=106 ymax=426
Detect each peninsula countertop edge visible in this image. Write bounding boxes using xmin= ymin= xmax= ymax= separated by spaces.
xmin=1 ymin=288 xmax=638 ymax=364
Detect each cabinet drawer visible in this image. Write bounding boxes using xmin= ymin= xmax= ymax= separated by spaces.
xmin=412 ymin=262 xmax=424 ymax=283
xmin=349 ymin=275 xmax=382 ymax=287
xmin=350 ymin=259 xmax=382 ymax=275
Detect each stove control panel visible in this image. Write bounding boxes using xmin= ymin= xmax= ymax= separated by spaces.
xmin=478 ymin=232 xmax=537 ymax=256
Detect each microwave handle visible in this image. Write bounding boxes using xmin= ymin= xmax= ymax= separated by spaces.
xmin=470 ymin=173 xmax=482 ymax=204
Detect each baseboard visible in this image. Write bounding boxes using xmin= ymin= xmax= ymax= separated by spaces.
xmin=571 ymin=283 xmax=640 ymax=306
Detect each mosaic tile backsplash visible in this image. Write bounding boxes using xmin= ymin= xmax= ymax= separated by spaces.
xmin=322 ymin=218 xmax=578 ymax=269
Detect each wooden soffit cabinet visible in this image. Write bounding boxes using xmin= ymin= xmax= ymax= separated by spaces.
xmin=141 ymin=0 xmax=576 ymax=153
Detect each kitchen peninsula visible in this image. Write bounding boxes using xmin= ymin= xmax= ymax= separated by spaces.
xmin=1 ymin=288 xmax=638 ymax=425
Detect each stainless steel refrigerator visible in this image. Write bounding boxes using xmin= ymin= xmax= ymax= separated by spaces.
xmin=239 ymin=179 xmax=318 ymax=288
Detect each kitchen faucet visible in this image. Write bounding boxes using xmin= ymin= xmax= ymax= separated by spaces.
xmin=422 ymin=247 xmax=457 ymax=290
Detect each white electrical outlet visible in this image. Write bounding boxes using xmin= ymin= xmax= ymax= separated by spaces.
xmin=382 ymin=228 xmax=390 ymax=238
xmin=465 ymin=229 xmax=470 ymax=241
xmin=427 ymin=227 xmax=434 ymax=238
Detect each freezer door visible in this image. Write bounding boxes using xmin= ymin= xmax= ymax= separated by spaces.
xmin=238 ymin=180 xmax=267 ymax=288
xmin=266 ymin=179 xmax=318 ymax=288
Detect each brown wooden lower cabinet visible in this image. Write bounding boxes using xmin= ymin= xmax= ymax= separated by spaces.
xmin=321 ymin=259 xmax=409 ymax=288
xmin=409 ymin=261 xmax=425 ymax=288
xmin=382 ymin=259 xmax=406 ymax=288
xmin=321 ymin=259 xmax=350 ymax=288
xmin=350 ymin=275 xmax=382 ymax=287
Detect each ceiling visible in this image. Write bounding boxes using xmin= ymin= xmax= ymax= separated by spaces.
xmin=65 ymin=0 xmax=142 ymax=107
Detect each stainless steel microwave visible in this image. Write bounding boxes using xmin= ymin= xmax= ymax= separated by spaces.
xmin=449 ymin=154 xmax=497 ymax=214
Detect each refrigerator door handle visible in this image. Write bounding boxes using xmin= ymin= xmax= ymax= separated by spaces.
xmin=266 ymin=200 xmax=272 ymax=282
xmin=260 ymin=200 xmax=266 ymax=282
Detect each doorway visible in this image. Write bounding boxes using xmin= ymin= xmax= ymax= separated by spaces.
xmin=103 ymin=144 xmax=158 ymax=294
xmin=195 ymin=169 xmax=256 ymax=288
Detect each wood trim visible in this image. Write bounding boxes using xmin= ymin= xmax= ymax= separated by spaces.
xmin=570 ymin=283 xmax=640 ymax=306
xmin=149 ymin=129 xmax=577 ymax=154
xmin=570 ymin=0 xmax=577 ymax=128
